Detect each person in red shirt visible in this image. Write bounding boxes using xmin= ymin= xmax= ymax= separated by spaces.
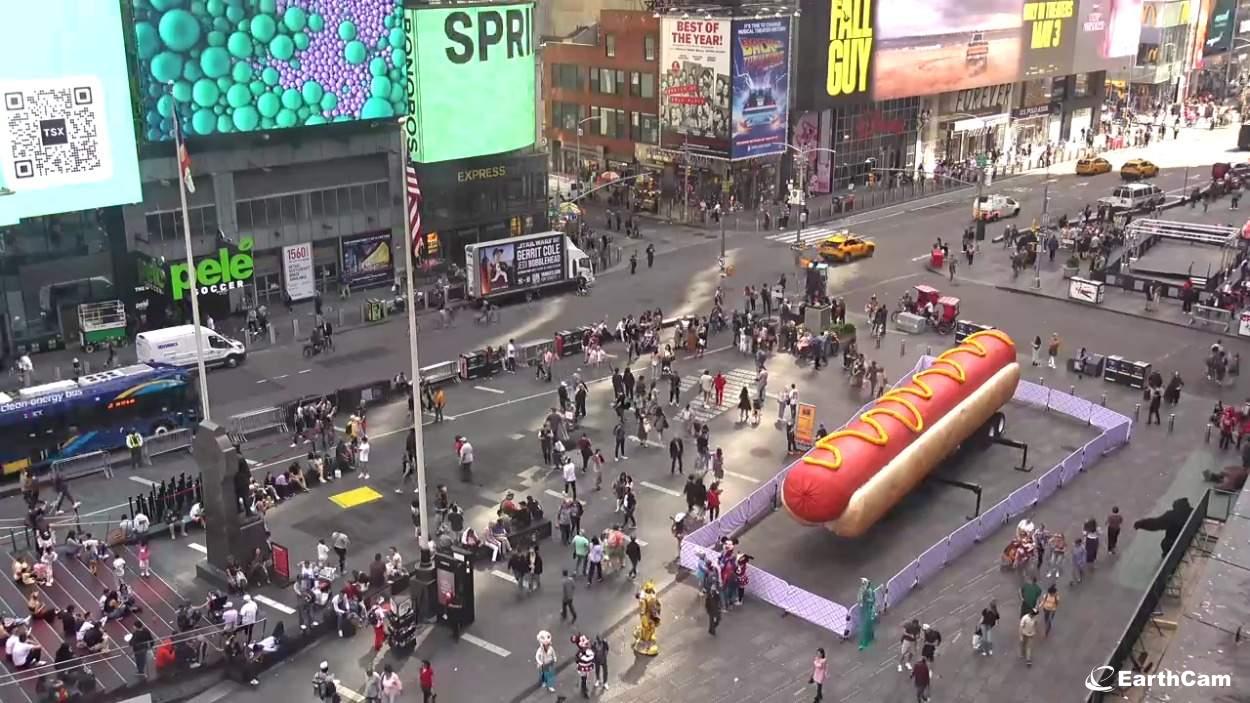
xmin=911 ymin=657 xmax=931 ymax=701
xmin=713 ymin=372 xmax=727 ymax=406
xmin=706 ymin=482 xmax=722 ymax=521
xmin=419 ymin=660 xmax=435 ymax=702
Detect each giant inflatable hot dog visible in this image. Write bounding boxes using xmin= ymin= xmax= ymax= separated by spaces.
xmin=783 ymin=330 xmax=1019 ymax=536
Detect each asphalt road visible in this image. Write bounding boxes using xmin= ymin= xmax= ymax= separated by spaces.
xmin=9 ymin=126 xmax=1249 ymax=703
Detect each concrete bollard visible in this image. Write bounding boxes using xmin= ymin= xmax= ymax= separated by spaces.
xmin=899 ymin=339 xmax=906 ymax=357
xmin=1168 ymin=414 xmax=1175 ymax=433
xmin=292 ymin=318 xmax=300 ymax=340
xmin=875 ymin=333 xmax=882 ymax=349
xmin=1205 ymin=423 xmax=1213 ymax=443
xmin=925 ymin=346 xmax=932 ymax=356
xmin=1038 ymin=376 xmax=1046 ymax=387
xmin=1069 ymin=385 xmax=1076 ymax=397
xmin=55 ymin=367 xmax=62 ymax=381
xmin=337 ymin=307 xmax=345 ymax=328
xmin=268 ymin=324 xmax=277 ymax=345
xmin=1100 ymin=393 xmax=1106 ymax=407
xmin=1133 ymin=403 xmax=1141 ymax=422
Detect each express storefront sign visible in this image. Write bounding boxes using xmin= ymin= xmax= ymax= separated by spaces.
xmin=949 ymin=84 xmax=1013 ymax=116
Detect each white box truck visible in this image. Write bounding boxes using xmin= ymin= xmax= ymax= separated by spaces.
xmin=135 ymin=325 xmax=247 ymax=369
xmin=464 ymin=231 xmax=595 ymax=302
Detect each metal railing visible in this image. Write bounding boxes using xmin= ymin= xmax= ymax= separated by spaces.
xmin=1086 ymin=489 xmax=1217 ymax=701
xmin=226 ymin=406 xmax=288 ymax=445
xmin=49 ymin=451 xmax=111 ymax=480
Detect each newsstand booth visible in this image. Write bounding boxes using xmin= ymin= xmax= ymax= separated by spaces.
xmin=435 ymin=551 xmax=475 ymax=628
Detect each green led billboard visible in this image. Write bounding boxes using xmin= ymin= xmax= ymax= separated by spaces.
xmin=403 ymin=2 xmax=537 ymax=164
xmin=0 ymin=1 xmax=142 ymax=226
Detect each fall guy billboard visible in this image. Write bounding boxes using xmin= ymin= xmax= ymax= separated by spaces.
xmin=730 ymin=18 xmax=791 ymax=159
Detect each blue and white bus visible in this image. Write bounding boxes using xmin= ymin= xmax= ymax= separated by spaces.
xmin=0 ymin=363 xmax=199 ymax=477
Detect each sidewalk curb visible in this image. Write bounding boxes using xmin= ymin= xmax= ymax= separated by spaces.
xmin=992 ymin=283 xmax=1232 ymax=338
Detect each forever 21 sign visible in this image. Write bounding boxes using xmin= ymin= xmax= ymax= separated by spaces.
xmin=952 ymin=84 xmax=1012 ymax=116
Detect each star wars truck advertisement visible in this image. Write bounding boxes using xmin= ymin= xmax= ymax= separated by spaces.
xmin=730 ymin=19 xmax=791 ymax=160
xmin=660 ymin=17 xmax=731 ymax=158
xmin=473 ymin=234 xmax=566 ymax=297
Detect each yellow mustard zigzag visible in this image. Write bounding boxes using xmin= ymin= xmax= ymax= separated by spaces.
xmin=800 ymin=330 xmax=1013 ymax=472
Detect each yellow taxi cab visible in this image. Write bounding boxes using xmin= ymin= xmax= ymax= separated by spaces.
xmin=1120 ymin=158 xmax=1159 ymax=180
xmin=817 ymin=232 xmax=875 ymax=263
xmin=1076 ymin=156 xmax=1112 ymax=176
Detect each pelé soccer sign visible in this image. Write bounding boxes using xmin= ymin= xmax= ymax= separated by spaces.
xmin=170 ymin=237 xmax=254 ymax=301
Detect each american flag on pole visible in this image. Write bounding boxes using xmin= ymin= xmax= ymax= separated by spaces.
xmin=405 ymin=162 xmax=424 ymax=259
xmin=170 ymin=102 xmax=196 ymax=194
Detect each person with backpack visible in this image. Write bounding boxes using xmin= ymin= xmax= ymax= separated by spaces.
xmin=313 ymin=662 xmax=339 ymax=703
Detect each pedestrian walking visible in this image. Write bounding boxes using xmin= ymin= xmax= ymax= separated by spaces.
xmin=669 ymin=436 xmax=684 ymax=474
xmin=381 ymin=664 xmax=403 ymax=703
xmin=129 ymin=620 xmax=154 ymax=679
xmin=126 ymin=429 xmax=144 ymax=470
xmin=357 ymin=436 xmax=371 ymax=479
xmin=1047 ymin=332 xmax=1060 ymax=369
xmin=592 ymin=634 xmax=610 ymax=690
xmin=586 ymin=537 xmax=605 ymax=585
xmin=457 ymin=436 xmax=473 ymax=483
xmin=572 ymin=529 xmax=590 ymax=575
xmin=1031 ymin=335 xmax=1042 ymax=366
xmin=705 ymin=579 xmax=722 ymax=635
xmin=897 ymin=619 xmax=921 ymax=671
xmin=977 ymin=600 xmax=999 ymax=655
xmin=920 ymin=624 xmax=941 ymax=672
xmin=1107 ymin=506 xmax=1123 ymax=554
xmin=562 ymin=457 xmax=578 ymax=500
xmin=613 ymin=420 xmax=627 ymax=460
xmin=418 ymin=660 xmax=435 ymax=703
xmin=1083 ymin=517 xmax=1100 ymax=567
xmin=911 ymin=657 xmax=931 ymax=702
xmin=810 ymin=648 xmax=828 ymax=702
xmin=622 ymin=487 xmax=638 ymax=529
xmin=1019 ymin=575 xmax=1042 ymax=616
xmin=331 ymin=530 xmax=350 ymax=574
xmin=1070 ymin=535 xmax=1086 ymax=585
xmin=535 ymin=631 xmax=558 ymax=692
xmin=1019 ymin=609 xmax=1038 ymax=666
xmin=433 ymin=388 xmax=446 ymax=422
xmin=738 ymin=386 xmax=751 ymax=422
xmin=363 ymin=666 xmax=382 ymax=703
xmin=625 ymin=535 xmax=641 ymax=579
xmin=561 ymin=570 xmax=578 ymax=623
xmin=1040 ymin=584 xmax=1060 ymax=636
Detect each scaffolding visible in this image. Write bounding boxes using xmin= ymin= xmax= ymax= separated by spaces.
xmin=77 ymin=300 xmax=126 ymax=351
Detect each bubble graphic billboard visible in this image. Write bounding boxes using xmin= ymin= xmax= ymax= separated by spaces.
xmin=130 ymin=0 xmax=408 ymax=141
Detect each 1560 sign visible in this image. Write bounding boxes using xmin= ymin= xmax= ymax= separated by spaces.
xmin=827 ymin=0 xmax=873 ymax=99
xmin=171 ymin=237 xmax=254 ymax=301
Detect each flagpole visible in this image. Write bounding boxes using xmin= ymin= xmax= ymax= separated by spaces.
xmin=399 ymin=119 xmax=429 ymax=548
xmin=169 ymin=87 xmax=212 ymax=422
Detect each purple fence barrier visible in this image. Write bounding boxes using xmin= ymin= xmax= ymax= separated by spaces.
xmin=977 ymin=500 xmax=1010 ymax=542
xmin=1088 ymin=404 xmax=1130 ymax=431
xmin=744 ymin=562 xmax=793 ymax=606
xmin=788 ymin=587 xmax=852 ymax=635
xmin=1059 ymin=450 xmax=1084 ymax=485
xmin=946 ymin=517 xmax=981 ymax=562
xmin=885 ymin=560 xmax=918 ymax=611
xmin=914 ymin=541 xmax=948 ymax=584
xmin=1036 ymin=464 xmax=1063 ymax=502
xmin=1005 ymin=482 xmax=1040 ymax=518
xmin=1013 ymin=380 xmax=1050 ymax=408
xmin=1103 ymin=420 xmax=1131 ymax=448
xmin=1047 ymin=389 xmax=1093 ymax=418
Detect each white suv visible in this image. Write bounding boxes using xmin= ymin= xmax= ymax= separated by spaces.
xmin=1099 ymin=183 xmax=1165 ymax=211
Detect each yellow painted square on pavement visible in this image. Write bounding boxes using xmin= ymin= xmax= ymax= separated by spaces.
xmin=329 ymin=486 xmax=383 ymax=509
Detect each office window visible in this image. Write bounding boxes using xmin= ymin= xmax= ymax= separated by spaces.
xmin=631 ymin=113 xmax=659 ymax=144
xmin=553 ymin=64 xmax=582 ymax=91
xmin=1073 ymin=72 xmax=1090 ymax=97
xmin=552 ymin=101 xmax=582 ymax=130
xmin=593 ymin=68 xmax=622 ymax=95
xmin=630 ymin=72 xmax=641 ymax=96
xmin=595 ymin=107 xmax=625 ymax=138
xmin=606 ymin=34 xmax=616 ymax=58
xmin=640 ymin=73 xmax=655 ymax=99
xmin=644 ymin=34 xmax=657 ymax=61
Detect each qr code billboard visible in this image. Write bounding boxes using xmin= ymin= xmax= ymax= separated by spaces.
xmin=1 ymin=76 xmax=112 ymax=190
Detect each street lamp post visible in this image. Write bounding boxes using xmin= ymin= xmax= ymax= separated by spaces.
xmin=574 ymin=115 xmax=597 ymax=192
xmin=783 ymin=143 xmax=836 ymax=247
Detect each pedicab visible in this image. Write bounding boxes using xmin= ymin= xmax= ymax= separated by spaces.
xmin=930 ymin=296 xmax=960 ymax=335
xmin=603 ymin=526 xmax=628 ymax=573
xmin=1000 ymin=518 xmax=1038 ymax=571
xmin=926 ymin=245 xmax=945 ymax=272
xmin=891 ymin=284 xmax=940 ymax=323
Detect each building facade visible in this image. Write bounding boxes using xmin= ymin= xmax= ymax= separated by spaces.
xmin=544 ymin=10 xmax=662 ymax=176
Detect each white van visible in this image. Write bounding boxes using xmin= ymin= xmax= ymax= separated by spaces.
xmin=135 ymin=325 xmax=246 ymax=369
xmin=1099 ymin=183 xmax=1166 ymax=211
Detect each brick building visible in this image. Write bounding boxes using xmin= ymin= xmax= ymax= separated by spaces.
xmin=544 ymin=10 xmax=661 ymax=177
